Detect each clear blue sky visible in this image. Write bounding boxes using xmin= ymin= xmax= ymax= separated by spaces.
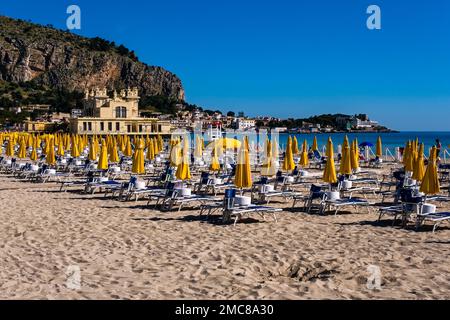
xmin=1 ymin=0 xmax=449 ymax=130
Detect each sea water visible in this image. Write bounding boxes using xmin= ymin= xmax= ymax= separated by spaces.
xmin=275 ymin=131 xmax=450 ymax=152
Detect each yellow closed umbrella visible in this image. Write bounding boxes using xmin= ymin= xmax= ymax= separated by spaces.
xmin=339 ymin=144 xmax=352 ymax=175
xmin=343 ymin=135 xmax=349 ymax=149
xmin=71 ymin=135 xmax=80 ymax=158
xmin=194 ymin=136 xmax=203 ymax=159
xmin=323 ymin=137 xmax=337 ymax=184
xmin=261 ymin=138 xmax=269 ymax=161
xmin=272 ymin=138 xmax=279 ymax=160
xmin=157 ymin=134 xmax=164 ymax=151
xmin=119 ymin=135 xmax=126 ymax=153
xmin=88 ymin=139 xmax=97 ymax=161
xmin=64 ymin=134 xmax=70 ymax=151
xmin=176 ymin=138 xmax=191 ymax=180
xmin=30 ymin=137 xmax=38 ymax=161
xmin=350 ymin=140 xmax=360 ymax=171
xmin=234 ymin=139 xmax=252 ymax=189
xmin=154 ymin=136 xmax=160 ymax=154
xmin=17 ymin=137 xmax=27 ymax=159
xmin=131 ymin=139 xmax=145 ymax=174
xmin=46 ymin=138 xmax=56 ymax=165
xmin=109 ymin=139 xmax=119 ymax=163
xmin=106 ymin=135 xmax=112 ymax=155
xmin=94 ymin=136 xmax=100 ymax=156
xmin=376 ymin=136 xmax=383 ymax=158
xmin=402 ymin=141 xmax=409 ymax=166
xmin=412 ymin=143 xmax=426 ymax=182
xmin=6 ymin=137 xmax=15 ymax=157
xmin=146 ymin=138 xmax=155 ymax=161
xmin=210 ymin=144 xmax=221 ymax=172
xmin=124 ymin=138 xmax=133 ymax=157
xmin=404 ymin=141 xmax=414 ymax=172
xmin=36 ymin=135 xmax=41 ymax=149
xmin=299 ymin=139 xmax=309 ymax=167
xmin=282 ymin=136 xmax=295 ymax=172
xmin=312 ymin=136 xmax=318 ymax=152
xmin=43 ymin=136 xmax=50 ymax=155
xmin=411 ymin=139 xmax=417 ymax=157
xmin=292 ymin=136 xmax=300 ymax=155
xmin=97 ymin=140 xmax=109 ymax=170
xmin=261 ymin=140 xmax=275 ymax=176
xmin=77 ymin=135 xmax=84 ymax=154
xmin=169 ymin=141 xmax=182 ymax=167
xmin=57 ymin=140 xmax=65 ymax=157
xmin=420 ymin=146 xmax=440 ymax=195
xmin=402 ymin=141 xmax=409 ymax=169
xmin=26 ymin=134 xmax=33 ymax=148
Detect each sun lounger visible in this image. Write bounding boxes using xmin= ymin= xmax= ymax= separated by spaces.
xmin=252 ymin=180 xmax=302 ymax=204
xmin=291 ymin=184 xmax=325 ymax=212
xmin=0 ymin=158 xmax=16 ymax=174
xmin=310 ymin=150 xmax=325 ymax=169
xmin=193 ymin=172 xmax=210 ymax=194
xmin=200 ymin=189 xmax=282 ymax=225
xmin=31 ymin=166 xmax=71 ymax=183
xmin=368 ymin=156 xmax=384 ymax=168
xmin=416 ymin=211 xmax=450 ymax=232
xmin=84 ymin=178 xmax=122 ymax=194
xmin=321 ymin=197 xmax=373 ymax=215
xmin=149 ymin=184 xmax=219 ymax=211
xmin=378 ymin=204 xmax=404 ymax=225
xmin=378 ymin=188 xmax=434 ymax=228
xmin=59 ymin=172 xmax=98 ymax=192
xmin=116 ymin=176 xmax=166 ymax=201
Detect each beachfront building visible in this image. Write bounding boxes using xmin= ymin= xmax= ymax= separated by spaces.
xmin=21 ymin=112 xmax=72 ymax=133
xmin=22 ymin=120 xmax=56 ymax=133
xmin=234 ymin=118 xmax=256 ymax=130
xmin=69 ymin=88 xmax=172 ymax=135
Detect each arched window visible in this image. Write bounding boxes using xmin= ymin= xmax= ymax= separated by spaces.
xmin=115 ymin=106 xmax=127 ymax=118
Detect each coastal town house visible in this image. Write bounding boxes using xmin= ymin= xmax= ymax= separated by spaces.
xmin=22 ymin=121 xmax=56 ymax=133
xmin=69 ymin=88 xmax=172 ymax=135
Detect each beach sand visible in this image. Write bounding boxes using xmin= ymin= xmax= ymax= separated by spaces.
xmin=0 ymin=173 xmax=449 ymax=300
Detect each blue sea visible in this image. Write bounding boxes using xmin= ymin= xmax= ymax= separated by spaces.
xmin=275 ymin=132 xmax=450 ymax=152
xmin=249 ymin=132 xmax=448 ymax=162
xmin=192 ymin=131 xmax=450 ymax=155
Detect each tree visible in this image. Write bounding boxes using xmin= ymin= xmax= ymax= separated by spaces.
xmin=227 ymin=111 xmax=235 ymax=117
xmin=139 ymin=95 xmax=179 ymax=115
xmin=117 ymin=44 xmax=129 ymax=56
xmin=88 ymin=37 xmax=113 ymax=51
xmin=129 ymin=50 xmax=138 ymax=62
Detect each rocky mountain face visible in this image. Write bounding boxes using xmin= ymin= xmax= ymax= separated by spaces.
xmin=0 ymin=16 xmax=185 ymax=101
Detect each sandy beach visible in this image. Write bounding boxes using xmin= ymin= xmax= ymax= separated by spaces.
xmin=0 ymin=171 xmax=449 ymax=300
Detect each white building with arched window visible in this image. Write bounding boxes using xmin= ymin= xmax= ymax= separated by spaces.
xmin=70 ymin=87 xmax=172 ymax=135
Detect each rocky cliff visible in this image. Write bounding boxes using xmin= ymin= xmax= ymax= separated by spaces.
xmin=0 ymin=16 xmax=185 ymax=101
